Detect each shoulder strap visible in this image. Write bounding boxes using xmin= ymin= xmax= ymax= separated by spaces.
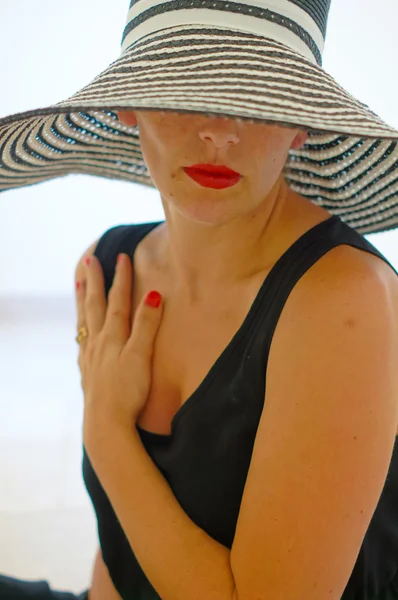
xmin=93 ymin=222 xmax=163 ymax=295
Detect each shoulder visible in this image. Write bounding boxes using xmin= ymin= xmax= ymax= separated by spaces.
xmin=301 ymin=243 xmax=398 ymax=315
xmin=265 ymin=241 xmax=398 ymax=438
xmin=283 ymin=189 xmax=396 ymax=295
xmin=308 ymin=244 xmax=390 ymax=285
xmin=271 ymin=240 xmax=398 ymax=370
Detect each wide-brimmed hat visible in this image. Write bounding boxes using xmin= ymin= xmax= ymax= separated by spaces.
xmin=1 ymin=0 xmax=398 ymax=235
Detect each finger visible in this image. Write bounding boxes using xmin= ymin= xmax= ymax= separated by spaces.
xmin=76 ymin=278 xmax=89 ymax=353
xmin=84 ymin=255 xmax=107 ymax=338
xmin=76 ymin=278 xmax=88 ymax=389
xmin=125 ymin=290 xmax=163 ymax=364
xmin=76 ymin=278 xmax=87 ymax=332
xmin=103 ymin=253 xmax=133 ymax=345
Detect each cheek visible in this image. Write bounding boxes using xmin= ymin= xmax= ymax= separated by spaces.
xmin=139 ymin=140 xmax=172 ymax=185
xmin=265 ymin=136 xmax=294 ymax=166
xmin=250 ymin=141 xmax=290 ymax=187
xmin=258 ymin=142 xmax=288 ymax=169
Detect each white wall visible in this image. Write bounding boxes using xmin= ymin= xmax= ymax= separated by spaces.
xmin=0 ymin=0 xmax=397 ymax=298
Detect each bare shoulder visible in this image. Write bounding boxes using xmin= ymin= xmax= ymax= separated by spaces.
xmin=286 ymin=191 xmax=397 ymax=298
xmin=275 ymin=190 xmax=398 ymax=340
xmin=283 ymin=191 xmax=395 ymax=296
xmin=267 ymin=237 xmax=398 ymax=436
xmin=309 ymin=242 xmax=395 ymax=284
xmin=307 ymin=241 xmax=398 ymax=310
xmin=292 ymin=240 xmax=398 ymax=323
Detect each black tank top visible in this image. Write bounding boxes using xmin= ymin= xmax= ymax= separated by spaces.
xmin=82 ymin=215 xmax=398 ymax=600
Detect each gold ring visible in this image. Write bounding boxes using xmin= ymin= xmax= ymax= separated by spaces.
xmin=76 ymin=326 xmax=88 ymax=345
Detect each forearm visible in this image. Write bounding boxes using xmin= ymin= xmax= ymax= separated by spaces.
xmin=86 ymin=424 xmax=237 ymax=600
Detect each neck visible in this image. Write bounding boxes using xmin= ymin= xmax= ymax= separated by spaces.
xmin=158 ymin=177 xmax=290 ymax=306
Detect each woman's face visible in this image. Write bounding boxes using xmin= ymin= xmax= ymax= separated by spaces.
xmin=117 ymin=109 xmax=308 ymax=224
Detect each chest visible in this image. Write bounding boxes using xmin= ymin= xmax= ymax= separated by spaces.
xmin=133 ymin=277 xmax=267 ymax=436
xmin=130 ymin=220 xmax=398 ymax=439
xmin=134 ymin=274 xmax=398 ymax=440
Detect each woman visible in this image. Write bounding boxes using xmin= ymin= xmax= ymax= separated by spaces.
xmin=1 ymin=0 xmax=398 ymax=598
xmin=76 ymin=109 xmax=398 ymax=600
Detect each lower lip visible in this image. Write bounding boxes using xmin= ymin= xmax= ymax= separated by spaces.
xmin=183 ymin=169 xmax=242 ymax=189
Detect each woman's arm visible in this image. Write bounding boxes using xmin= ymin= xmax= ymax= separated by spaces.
xmin=75 ymin=243 xmax=122 ymax=600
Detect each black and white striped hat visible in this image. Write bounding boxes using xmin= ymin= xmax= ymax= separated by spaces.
xmin=1 ymin=0 xmax=398 ymax=235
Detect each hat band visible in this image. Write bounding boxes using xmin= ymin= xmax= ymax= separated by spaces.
xmin=120 ymin=0 xmax=325 ymax=65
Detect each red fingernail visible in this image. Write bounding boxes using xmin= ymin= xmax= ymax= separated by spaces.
xmin=76 ymin=281 xmax=81 ymax=291
xmin=85 ymin=257 xmax=91 ymax=267
xmin=145 ymin=291 xmax=162 ymax=308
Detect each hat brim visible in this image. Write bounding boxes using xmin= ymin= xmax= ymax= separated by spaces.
xmin=1 ymin=28 xmax=398 ymax=235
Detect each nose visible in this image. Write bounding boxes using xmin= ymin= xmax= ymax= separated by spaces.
xmin=199 ymin=127 xmax=239 ymax=148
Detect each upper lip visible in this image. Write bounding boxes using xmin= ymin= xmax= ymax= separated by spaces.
xmin=185 ymin=164 xmax=241 ymax=177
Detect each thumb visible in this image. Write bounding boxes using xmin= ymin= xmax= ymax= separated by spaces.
xmin=126 ymin=290 xmax=164 ymax=359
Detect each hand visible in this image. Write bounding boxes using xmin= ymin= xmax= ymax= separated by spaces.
xmin=76 ymin=252 xmax=164 ymax=435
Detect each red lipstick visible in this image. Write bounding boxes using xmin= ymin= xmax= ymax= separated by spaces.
xmin=183 ymin=164 xmax=242 ymax=189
